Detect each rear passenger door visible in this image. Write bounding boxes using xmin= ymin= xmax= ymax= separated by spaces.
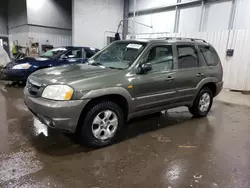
xmin=174 ymin=43 xmax=205 ymax=102
xmin=134 ymin=44 xmax=177 ymax=111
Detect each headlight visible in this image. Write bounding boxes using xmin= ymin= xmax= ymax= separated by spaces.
xmin=42 ymin=85 xmax=74 ymax=100
xmin=12 ymin=63 xmax=31 ymax=69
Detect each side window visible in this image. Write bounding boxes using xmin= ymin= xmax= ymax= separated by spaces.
xmin=65 ymin=49 xmax=82 ymax=58
xmin=199 ymin=45 xmax=219 ymax=66
xmin=144 ymin=45 xmax=173 ymax=72
xmin=177 ymin=45 xmax=199 ymax=69
xmin=84 ymin=48 xmax=96 ymax=58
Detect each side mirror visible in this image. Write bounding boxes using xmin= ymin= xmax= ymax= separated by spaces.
xmin=141 ymin=63 xmax=152 ymax=74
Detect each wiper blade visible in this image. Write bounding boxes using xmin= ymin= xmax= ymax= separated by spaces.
xmin=90 ymin=62 xmax=108 ymax=68
xmin=108 ymin=67 xmax=124 ymax=70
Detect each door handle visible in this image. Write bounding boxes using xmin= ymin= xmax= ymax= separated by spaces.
xmin=196 ymin=73 xmax=204 ymax=77
xmin=166 ymin=76 xmax=174 ymax=81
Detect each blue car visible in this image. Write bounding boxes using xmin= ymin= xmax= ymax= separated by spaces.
xmin=1 ymin=46 xmax=99 ymax=81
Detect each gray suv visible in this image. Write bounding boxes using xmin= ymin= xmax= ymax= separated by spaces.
xmin=24 ymin=38 xmax=223 ymax=147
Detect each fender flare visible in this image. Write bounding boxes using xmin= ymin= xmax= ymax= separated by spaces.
xmin=81 ymin=87 xmax=134 ymax=113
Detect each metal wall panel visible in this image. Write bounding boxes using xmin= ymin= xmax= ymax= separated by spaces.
xmin=8 ymin=26 xmax=29 ymax=47
xmin=129 ymin=0 xmax=178 ymax=12
xmin=73 ymin=0 xmax=124 ymax=49
xmin=203 ymin=1 xmax=232 ymax=31
xmin=234 ymin=0 xmax=250 ymax=29
xmin=178 ymin=5 xmax=201 ymax=32
xmin=8 ymin=26 xmax=72 ymax=54
xmin=228 ymin=29 xmax=250 ymax=91
xmin=29 ymin=30 xmax=72 ymax=49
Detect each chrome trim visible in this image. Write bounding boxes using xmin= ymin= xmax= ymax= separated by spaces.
xmin=136 ymin=91 xmax=176 ymax=99
xmin=28 ymin=78 xmax=42 ymax=87
xmin=178 ymin=88 xmax=196 ymax=92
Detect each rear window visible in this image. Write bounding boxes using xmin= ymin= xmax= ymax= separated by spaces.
xmin=199 ymin=45 xmax=219 ymax=66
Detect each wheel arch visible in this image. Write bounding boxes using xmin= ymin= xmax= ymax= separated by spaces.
xmin=76 ymin=87 xmax=134 ymax=128
xmin=76 ymin=93 xmax=130 ymax=132
xmin=196 ymin=78 xmax=218 ymax=97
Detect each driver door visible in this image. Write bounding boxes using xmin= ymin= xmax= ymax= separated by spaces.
xmin=133 ymin=44 xmax=177 ymax=112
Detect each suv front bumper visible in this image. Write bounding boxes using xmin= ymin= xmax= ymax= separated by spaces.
xmin=24 ymin=87 xmax=89 ymax=133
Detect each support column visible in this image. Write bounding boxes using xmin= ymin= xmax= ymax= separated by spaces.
xmin=123 ymin=0 xmax=129 ymax=39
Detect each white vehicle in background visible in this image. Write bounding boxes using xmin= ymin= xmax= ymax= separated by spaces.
xmin=0 ymin=45 xmax=10 ymax=67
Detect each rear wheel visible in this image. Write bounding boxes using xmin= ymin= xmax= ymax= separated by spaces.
xmin=189 ymin=87 xmax=213 ymax=117
xmin=78 ymin=101 xmax=124 ymax=148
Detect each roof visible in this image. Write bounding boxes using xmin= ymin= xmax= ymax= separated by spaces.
xmin=56 ymin=46 xmax=99 ymax=50
xmin=117 ymin=37 xmax=209 ymax=45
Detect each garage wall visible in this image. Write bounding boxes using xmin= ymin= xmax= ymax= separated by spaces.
xmin=129 ymin=0 xmax=177 ymax=11
xmin=8 ymin=0 xmax=28 ymax=29
xmin=8 ymin=26 xmax=29 ymax=47
xmin=0 ymin=0 xmax=8 ymax=36
xmin=26 ymin=0 xmax=72 ymax=30
xmin=202 ymin=1 xmax=232 ymax=32
xmin=234 ymin=0 xmax=250 ymax=29
xmin=128 ymin=10 xmax=176 ymax=35
xmin=72 ymin=0 xmax=124 ymax=49
xmin=128 ymin=0 xmax=237 ymax=34
xmin=26 ymin=0 xmax=72 ymax=48
xmin=28 ymin=26 xmax=72 ymax=48
xmin=7 ymin=0 xmax=72 ymax=51
xmin=178 ymin=5 xmax=201 ymax=32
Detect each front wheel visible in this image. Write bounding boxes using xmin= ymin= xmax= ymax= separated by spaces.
xmin=189 ymin=87 xmax=213 ymax=117
xmin=78 ymin=101 xmax=124 ymax=148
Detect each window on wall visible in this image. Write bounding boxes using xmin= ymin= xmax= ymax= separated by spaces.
xmin=199 ymin=45 xmax=219 ymax=66
xmin=144 ymin=45 xmax=173 ymax=72
xmin=177 ymin=45 xmax=199 ymax=69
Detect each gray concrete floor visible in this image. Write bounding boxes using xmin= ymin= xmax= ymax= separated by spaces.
xmin=0 ymin=84 xmax=250 ymax=188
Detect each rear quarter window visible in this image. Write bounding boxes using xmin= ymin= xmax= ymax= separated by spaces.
xmin=199 ymin=45 xmax=219 ymax=66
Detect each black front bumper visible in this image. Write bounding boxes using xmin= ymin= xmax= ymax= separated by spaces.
xmin=1 ymin=68 xmax=31 ymax=81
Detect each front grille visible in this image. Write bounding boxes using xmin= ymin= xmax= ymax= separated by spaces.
xmin=27 ymin=80 xmax=41 ymax=96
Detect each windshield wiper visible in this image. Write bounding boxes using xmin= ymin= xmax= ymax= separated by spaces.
xmin=108 ymin=67 xmax=124 ymax=70
xmin=89 ymin=62 xmax=108 ymax=68
xmin=88 ymin=61 xmax=124 ymax=70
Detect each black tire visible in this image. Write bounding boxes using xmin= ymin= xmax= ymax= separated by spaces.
xmin=78 ymin=101 xmax=124 ymax=148
xmin=189 ymin=87 xmax=213 ymax=117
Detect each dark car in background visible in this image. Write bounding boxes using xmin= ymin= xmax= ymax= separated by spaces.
xmin=1 ymin=46 xmax=99 ymax=81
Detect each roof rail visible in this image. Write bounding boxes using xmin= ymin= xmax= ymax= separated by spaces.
xmin=161 ymin=37 xmax=207 ymax=43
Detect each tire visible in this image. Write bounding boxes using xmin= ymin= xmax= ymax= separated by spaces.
xmin=78 ymin=101 xmax=124 ymax=148
xmin=189 ymin=87 xmax=213 ymax=117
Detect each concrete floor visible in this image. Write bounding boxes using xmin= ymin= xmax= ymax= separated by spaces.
xmin=0 ymin=84 xmax=250 ymax=188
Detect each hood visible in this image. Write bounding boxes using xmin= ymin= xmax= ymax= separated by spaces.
xmin=29 ymin=64 xmax=120 ymax=85
xmin=16 ymin=56 xmax=50 ymax=64
xmin=5 ymin=56 xmax=53 ymax=68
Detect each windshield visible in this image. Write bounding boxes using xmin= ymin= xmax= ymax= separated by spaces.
xmin=89 ymin=41 xmax=147 ymax=69
xmin=40 ymin=47 xmax=67 ymax=59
